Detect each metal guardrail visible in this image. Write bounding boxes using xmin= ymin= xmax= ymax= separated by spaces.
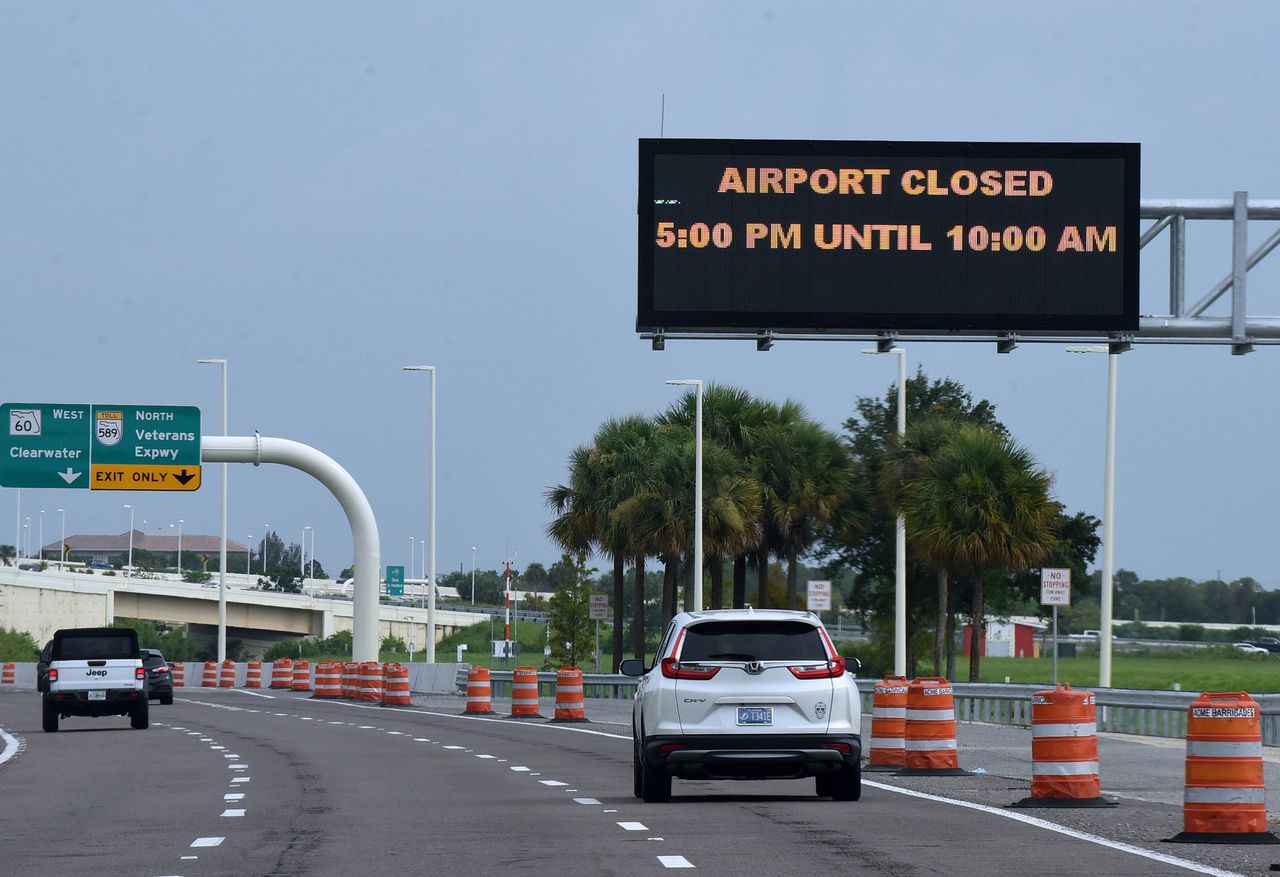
xmin=455 ymin=668 xmax=1280 ymax=745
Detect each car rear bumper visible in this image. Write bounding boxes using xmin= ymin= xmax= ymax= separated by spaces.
xmin=645 ymin=734 xmax=861 ymax=780
xmin=46 ymin=689 xmax=143 ymax=716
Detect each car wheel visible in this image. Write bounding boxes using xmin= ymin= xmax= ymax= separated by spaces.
xmin=130 ymin=697 xmax=150 ymax=730
xmin=638 ymin=736 xmax=672 ymax=803
xmin=829 ymin=761 xmax=861 ymax=801
xmin=41 ymin=697 xmax=59 ymax=733
xmin=160 ymin=692 xmax=174 ymax=706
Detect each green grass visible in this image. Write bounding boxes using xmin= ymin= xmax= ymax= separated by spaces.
xmin=977 ymin=651 xmax=1280 ymax=693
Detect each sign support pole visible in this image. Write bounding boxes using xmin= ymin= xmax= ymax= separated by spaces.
xmin=1052 ymin=604 xmax=1059 ymax=687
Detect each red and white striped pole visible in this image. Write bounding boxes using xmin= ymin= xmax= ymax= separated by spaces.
xmin=504 ymin=560 xmax=512 ymax=643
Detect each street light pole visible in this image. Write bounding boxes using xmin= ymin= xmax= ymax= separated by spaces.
xmin=404 ymin=365 xmax=437 ymax=662
xmin=864 ymin=346 xmax=908 ymax=677
xmin=410 ymin=536 xmax=415 ymax=581
xmin=38 ymin=510 xmax=43 ymax=562
xmin=198 ymin=357 xmax=229 ymax=663
xmin=124 ymin=505 xmax=134 ymax=577
xmin=262 ymin=524 xmax=270 ymax=575
xmin=1068 ymin=345 xmax=1119 ymax=688
xmin=665 ymin=379 xmax=703 ymax=611
xmin=57 ymin=508 xmax=65 ymax=569
xmin=14 ymin=489 xmax=20 ymax=560
xmin=247 ymin=536 xmax=253 ymax=574
xmin=302 ymin=526 xmax=311 ymax=583
xmin=471 ymin=546 xmax=477 ymax=606
xmin=177 ymin=520 xmax=184 ymax=576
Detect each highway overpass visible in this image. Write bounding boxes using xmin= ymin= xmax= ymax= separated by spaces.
xmin=0 ymin=566 xmax=480 ymax=654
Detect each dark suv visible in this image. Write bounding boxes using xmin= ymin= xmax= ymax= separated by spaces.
xmin=140 ymin=648 xmax=174 ymax=705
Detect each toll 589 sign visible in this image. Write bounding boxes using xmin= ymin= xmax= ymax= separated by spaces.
xmin=637 ymin=139 xmax=1139 ymax=335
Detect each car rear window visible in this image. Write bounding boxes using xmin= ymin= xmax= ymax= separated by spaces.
xmin=679 ymin=621 xmax=827 ymax=662
xmin=53 ymin=634 xmax=139 ymax=661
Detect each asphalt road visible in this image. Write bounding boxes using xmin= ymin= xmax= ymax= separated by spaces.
xmin=2 ymin=687 xmax=1278 ymax=876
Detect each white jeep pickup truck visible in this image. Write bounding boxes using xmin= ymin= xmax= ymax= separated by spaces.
xmin=42 ymin=627 xmax=149 ymax=732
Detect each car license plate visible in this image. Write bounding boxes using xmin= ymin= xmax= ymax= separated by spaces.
xmin=88 ymin=690 xmax=106 ymax=701
xmin=737 ymin=706 xmax=772 ymax=726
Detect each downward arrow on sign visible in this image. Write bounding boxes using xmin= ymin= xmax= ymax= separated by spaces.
xmin=58 ymin=468 xmax=81 ymax=484
xmin=173 ymin=469 xmax=196 ymax=485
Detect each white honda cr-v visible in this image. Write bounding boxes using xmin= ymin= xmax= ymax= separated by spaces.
xmin=620 ymin=608 xmax=862 ymax=802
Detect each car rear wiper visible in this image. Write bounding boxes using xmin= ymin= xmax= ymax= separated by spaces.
xmin=706 ymin=652 xmax=758 ymax=661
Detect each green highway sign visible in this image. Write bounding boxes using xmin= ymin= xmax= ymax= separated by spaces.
xmin=1 ymin=401 xmax=202 ymax=492
xmin=1 ymin=403 xmax=92 ymax=489
xmin=90 ymin=404 xmax=201 ymax=491
xmin=387 ymin=565 xmax=405 ymax=596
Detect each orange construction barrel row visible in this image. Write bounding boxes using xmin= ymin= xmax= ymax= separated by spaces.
xmin=171 ymin=662 xmax=184 ymax=687
xmin=510 ymin=666 xmax=542 ymax=718
xmin=903 ymin=676 xmax=961 ymax=773
xmin=219 ymin=660 xmax=236 ymax=687
xmin=245 ymin=660 xmax=263 ymax=688
xmin=359 ymin=661 xmax=384 ymax=702
xmin=201 ymin=660 xmax=218 ymax=687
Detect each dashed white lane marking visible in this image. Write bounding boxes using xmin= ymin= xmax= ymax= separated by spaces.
xmin=573 ymin=798 xmax=601 ymax=805
xmin=510 ymin=766 xmax=530 ymax=772
xmin=618 ymin=822 xmax=648 ymax=831
xmin=221 ymin=809 xmax=246 ymax=817
xmin=191 ymin=837 xmax=224 ymax=847
xmin=223 ymin=754 xmax=238 ymax=759
xmin=387 ymin=731 xmax=404 ymax=735
xmin=229 ymin=763 xmax=247 ymax=770
xmin=658 ymin=855 xmax=695 ymax=869
xmin=603 ymin=809 xmax=618 ymax=813
xmin=413 ymin=738 xmax=430 ymax=742
xmin=230 ymin=777 xmax=250 ymax=784
xmin=224 ymin=793 xmax=245 ymax=801
xmin=443 ymin=745 xmax=465 ymax=750
xmin=0 ymin=728 xmax=20 ymax=766
xmin=539 ymin=780 xmax=569 ymax=787
xmin=181 ymin=855 xmax=198 ymax=859
xmin=328 ymin=721 xmax=344 ymax=725
xmin=199 ymin=737 xmax=213 ymax=742
xmin=187 ymin=731 xmax=201 ymax=735
xmin=861 ymin=780 xmax=1247 ymax=877
xmin=358 ymin=725 xmax=375 ymax=729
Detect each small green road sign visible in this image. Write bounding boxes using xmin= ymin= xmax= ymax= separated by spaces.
xmin=1 ymin=403 xmax=92 ymax=489
xmin=387 ymin=565 xmax=405 ymax=596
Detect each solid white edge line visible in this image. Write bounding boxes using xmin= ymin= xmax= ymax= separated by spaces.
xmin=0 ymin=728 xmax=19 ymax=766
xmin=861 ymin=780 xmax=1246 ymax=877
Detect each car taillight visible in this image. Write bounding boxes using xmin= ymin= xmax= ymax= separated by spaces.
xmin=156 ymin=665 xmax=170 ymax=674
xmin=660 ymin=657 xmax=721 ymax=680
xmin=825 ymin=742 xmax=852 ymax=753
xmin=658 ymin=743 xmax=686 ymax=755
xmin=47 ymin=668 xmax=58 ymax=682
xmin=135 ymin=667 xmax=146 ymax=680
xmin=788 ymin=656 xmax=845 ymax=679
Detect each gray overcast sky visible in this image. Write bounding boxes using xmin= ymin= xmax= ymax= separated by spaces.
xmin=3 ymin=3 xmax=1279 ymax=586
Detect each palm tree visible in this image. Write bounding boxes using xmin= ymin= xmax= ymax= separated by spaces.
xmin=879 ymin=418 xmax=964 ymax=674
xmin=898 ymin=424 xmax=1058 ymax=681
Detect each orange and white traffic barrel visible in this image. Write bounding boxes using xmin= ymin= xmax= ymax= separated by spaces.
xmin=245 ymin=660 xmax=263 ymax=688
xmin=382 ymin=662 xmax=411 ymax=706
xmin=901 ymin=676 xmax=966 ymax=775
xmin=270 ymin=657 xmax=293 ymax=689
xmin=1012 ymin=684 xmax=1112 ymax=808
xmin=313 ymin=662 xmax=342 ymax=698
xmin=291 ymin=659 xmax=312 ymax=692
xmin=552 ymin=667 xmax=587 ymax=722
xmin=1168 ymin=691 xmax=1280 ymax=843
xmin=359 ymin=661 xmax=384 ymax=702
xmin=465 ymin=666 xmax=493 ymax=714
xmin=219 ymin=660 xmax=236 ymax=687
xmin=509 ymin=665 xmax=543 ymax=718
xmin=171 ymin=662 xmax=184 ymax=687
xmin=867 ymin=675 xmax=909 ymax=769
xmin=201 ymin=660 xmax=219 ymax=687
xmin=1 ymin=662 xmax=15 ymax=687
xmin=343 ymin=661 xmax=358 ymax=698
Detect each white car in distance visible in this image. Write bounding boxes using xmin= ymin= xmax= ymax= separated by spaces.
xmin=620 ymin=608 xmax=862 ymax=803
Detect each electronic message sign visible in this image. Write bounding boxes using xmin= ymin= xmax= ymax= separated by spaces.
xmin=637 ymin=139 xmax=1139 ymax=335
